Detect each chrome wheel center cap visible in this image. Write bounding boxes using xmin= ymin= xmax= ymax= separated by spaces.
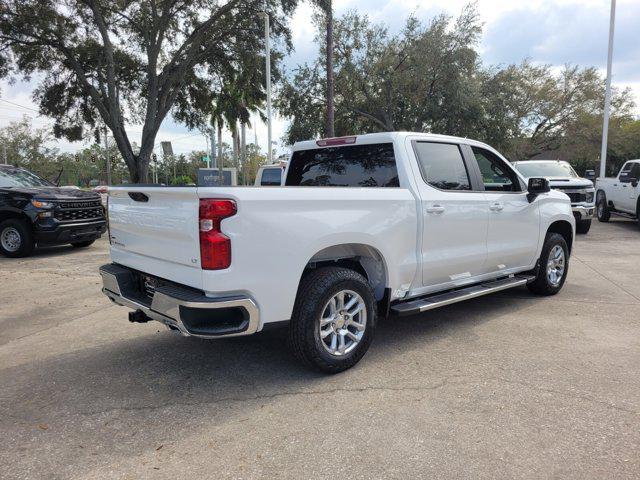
xmin=334 ymin=316 xmax=346 ymax=329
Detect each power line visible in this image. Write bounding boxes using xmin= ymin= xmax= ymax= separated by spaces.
xmin=0 ymin=98 xmax=41 ymax=114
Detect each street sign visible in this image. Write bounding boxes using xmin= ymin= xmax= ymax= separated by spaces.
xmin=198 ymin=168 xmax=237 ymax=187
xmin=160 ymin=141 xmax=174 ymax=157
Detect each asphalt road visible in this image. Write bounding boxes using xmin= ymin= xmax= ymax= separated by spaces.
xmin=1 ymin=219 xmax=639 ymax=479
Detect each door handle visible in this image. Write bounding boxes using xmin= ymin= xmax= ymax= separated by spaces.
xmin=489 ymin=202 xmax=504 ymax=212
xmin=426 ymin=205 xmax=445 ymax=214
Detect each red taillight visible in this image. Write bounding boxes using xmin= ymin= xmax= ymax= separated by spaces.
xmin=199 ymin=199 xmax=237 ymax=270
xmin=316 ymin=136 xmax=357 ymax=147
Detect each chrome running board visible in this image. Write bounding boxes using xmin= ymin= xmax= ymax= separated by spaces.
xmin=390 ymin=275 xmax=535 ymax=316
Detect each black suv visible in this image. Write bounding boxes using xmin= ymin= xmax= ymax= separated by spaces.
xmin=0 ymin=165 xmax=106 ymax=257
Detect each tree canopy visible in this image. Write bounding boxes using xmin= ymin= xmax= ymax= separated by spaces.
xmin=277 ymin=5 xmax=637 ymax=171
xmin=0 ymin=0 xmax=297 ymax=182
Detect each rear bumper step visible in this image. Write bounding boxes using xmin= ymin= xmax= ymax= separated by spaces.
xmin=100 ymin=263 xmax=260 ymax=338
xmin=390 ymin=275 xmax=535 ymax=316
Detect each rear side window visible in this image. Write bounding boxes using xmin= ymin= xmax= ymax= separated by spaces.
xmin=261 ymin=167 xmax=282 ymax=186
xmin=285 ymin=143 xmax=399 ymax=187
xmin=413 ymin=142 xmax=470 ymax=191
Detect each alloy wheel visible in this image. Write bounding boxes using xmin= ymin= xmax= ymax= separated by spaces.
xmin=318 ymin=289 xmax=367 ymax=356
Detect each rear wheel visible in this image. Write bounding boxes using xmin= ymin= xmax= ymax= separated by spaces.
xmin=596 ymin=191 xmax=610 ymax=222
xmin=71 ymin=240 xmax=95 ymax=248
xmin=527 ymin=232 xmax=569 ymax=296
xmin=288 ymin=267 xmax=376 ymax=373
xmin=576 ymin=219 xmax=591 ymax=234
xmin=0 ymin=218 xmax=34 ymax=258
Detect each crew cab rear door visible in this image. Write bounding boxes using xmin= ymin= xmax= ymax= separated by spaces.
xmin=107 ymin=186 xmax=203 ymax=288
xmin=409 ymin=139 xmax=489 ymax=289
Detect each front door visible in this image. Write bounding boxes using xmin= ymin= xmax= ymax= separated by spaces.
xmin=471 ymin=146 xmax=540 ymax=272
xmin=410 ymin=140 xmax=489 ymax=288
xmin=619 ymin=162 xmax=640 ymax=212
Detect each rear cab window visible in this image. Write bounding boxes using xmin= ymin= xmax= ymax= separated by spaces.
xmin=285 ymin=143 xmax=399 ymax=187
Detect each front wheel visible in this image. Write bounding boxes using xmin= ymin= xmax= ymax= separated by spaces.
xmin=596 ymin=191 xmax=610 ymax=222
xmin=0 ymin=218 xmax=34 ymax=258
xmin=288 ymin=267 xmax=377 ymax=373
xmin=527 ymin=232 xmax=569 ymax=296
xmin=576 ymin=219 xmax=591 ymax=234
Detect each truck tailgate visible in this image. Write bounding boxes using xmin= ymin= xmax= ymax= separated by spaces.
xmin=107 ymin=187 xmax=202 ymax=288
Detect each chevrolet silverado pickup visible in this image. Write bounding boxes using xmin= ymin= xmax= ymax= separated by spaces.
xmin=595 ymin=160 xmax=640 ymax=227
xmin=512 ymin=160 xmax=595 ymax=234
xmin=0 ymin=165 xmax=106 ymax=257
xmin=100 ymin=132 xmax=575 ymax=373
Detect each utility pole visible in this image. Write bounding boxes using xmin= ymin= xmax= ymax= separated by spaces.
xmin=600 ymin=0 xmax=616 ymax=179
xmin=2 ymin=144 xmax=7 ymax=165
xmin=103 ymin=126 xmax=111 ymax=185
xmin=263 ymin=7 xmax=273 ymax=163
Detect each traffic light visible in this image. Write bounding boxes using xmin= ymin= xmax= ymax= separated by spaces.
xmin=152 ymin=153 xmax=158 ymax=163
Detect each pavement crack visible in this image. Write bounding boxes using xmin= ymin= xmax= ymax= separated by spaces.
xmin=573 ymin=256 xmax=640 ymax=303
xmin=76 ymin=381 xmax=450 ymax=417
xmin=483 ymin=376 xmax=639 ymax=416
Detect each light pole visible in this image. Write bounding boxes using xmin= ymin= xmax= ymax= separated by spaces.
xmin=263 ymin=9 xmax=273 ymax=164
xmin=599 ymin=0 xmax=616 ymax=179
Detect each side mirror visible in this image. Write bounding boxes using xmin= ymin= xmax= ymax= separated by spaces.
xmin=527 ymin=177 xmax=550 ymax=203
xmin=630 ymin=177 xmax=638 ymax=188
xmin=584 ymin=169 xmax=596 ymax=183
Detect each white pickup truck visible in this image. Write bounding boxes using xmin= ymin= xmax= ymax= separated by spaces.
xmin=512 ymin=160 xmax=595 ymax=234
xmin=595 ymin=159 xmax=640 ymax=227
xmin=100 ymin=132 xmax=575 ymax=373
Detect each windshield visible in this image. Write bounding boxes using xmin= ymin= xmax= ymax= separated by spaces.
xmin=514 ymin=161 xmax=578 ymax=178
xmin=0 ymin=167 xmax=53 ymax=188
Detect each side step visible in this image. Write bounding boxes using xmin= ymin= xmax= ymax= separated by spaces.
xmin=390 ymin=275 xmax=535 ymax=316
xmin=611 ymin=210 xmax=637 ymax=220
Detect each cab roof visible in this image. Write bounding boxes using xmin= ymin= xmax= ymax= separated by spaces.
xmin=291 ymin=132 xmax=495 ymax=152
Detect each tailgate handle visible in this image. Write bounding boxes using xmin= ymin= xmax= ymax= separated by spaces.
xmin=128 ymin=192 xmax=149 ymax=202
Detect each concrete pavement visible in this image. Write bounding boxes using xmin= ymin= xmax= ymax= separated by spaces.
xmin=1 ymin=219 xmax=639 ymax=479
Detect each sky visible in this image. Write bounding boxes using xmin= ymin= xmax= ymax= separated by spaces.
xmin=0 ymin=0 xmax=638 ymax=159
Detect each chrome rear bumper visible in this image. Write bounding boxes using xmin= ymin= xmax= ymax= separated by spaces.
xmin=100 ymin=263 xmax=260 ymax=338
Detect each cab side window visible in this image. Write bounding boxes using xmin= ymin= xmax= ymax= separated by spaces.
xmin=619 ymin=163 xmax=633 ymax=181
xmin=413 ymin=142 xmax=471 ymax=191
xmin=472 ymin=147 xmax=521 ymax=192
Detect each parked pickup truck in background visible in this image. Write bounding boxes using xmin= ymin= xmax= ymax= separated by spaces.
xmin=0 ymin=164 xmax=106 ymax=257
xmin=595 ymin=160 xmax=640 ymax=228
xmin=254 ymin=163 xmax=286 ymax=186
xmin=100 ymin=132 xmax=575 ymax=372
xmin=513 ymin=160 xmax=595 ymax=234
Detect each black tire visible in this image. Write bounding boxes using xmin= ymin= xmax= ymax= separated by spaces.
xmin=0 ymin=218 xmax=35 ymax=258
xmin=527 ymin=232 xmax=569 ymax=296
xmin=576 ymin=219 xmax=592 ymax=234
xmin=596 ymin=191 xmax=610 ymax=222
xmin=288 ymin=267 xmax=376 ymax=374
xmin=71 ymin=240 xmax=95 ymax=248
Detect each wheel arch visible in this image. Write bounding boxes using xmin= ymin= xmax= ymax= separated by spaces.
xmin=547 ymin=220 xmax=573 ymax=254
xmin=0 ymin=208 xmax=32 ymax=225
xmin=302 ymin=243 xmax=389 ymax=303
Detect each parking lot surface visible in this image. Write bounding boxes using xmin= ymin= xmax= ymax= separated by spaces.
xmin=1 ymin=220 xmax=639 ymax=479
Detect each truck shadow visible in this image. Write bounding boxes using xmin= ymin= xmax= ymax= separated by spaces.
xmin=2 ymin=288 xmax=536 ymax=476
